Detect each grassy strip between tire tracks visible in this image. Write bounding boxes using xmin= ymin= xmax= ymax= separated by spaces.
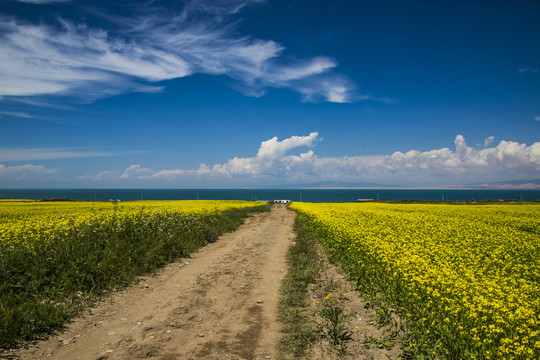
xmin=0 ymin=203 xmax=270 ymax=349
xmin=277 ymin=211 xmax=319 ymax=359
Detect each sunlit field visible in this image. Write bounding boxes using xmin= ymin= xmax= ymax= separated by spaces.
xmin=0 ymin=200 xmax=266 ymax=248
xmin=290 ymin=202 xmax=540 ymax=359
xmin=0 ymin=199 xmax=268 ymax=347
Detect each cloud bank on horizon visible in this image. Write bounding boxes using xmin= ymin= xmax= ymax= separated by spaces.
xmin=2 ymin=133 xmax=539 ymax=187
xmin=0 ymin=0 xmax=358 ymax=104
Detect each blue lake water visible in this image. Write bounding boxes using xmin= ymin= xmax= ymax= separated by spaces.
xmin=0 ymin=189 xmax=538 ymax=202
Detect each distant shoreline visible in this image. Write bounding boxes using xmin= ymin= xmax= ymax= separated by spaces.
xmin=1 ymin=184 xmax=540 ymax=190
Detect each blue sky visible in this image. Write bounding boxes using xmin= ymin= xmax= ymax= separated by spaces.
xmin=0 ymin=0 xmax=539 ymax=188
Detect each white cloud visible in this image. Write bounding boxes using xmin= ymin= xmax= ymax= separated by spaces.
xmin=145 ymin=132 xmax=321 ymax=179
xmin=0 ymin=1 xmax=360 ymax=103
xmin=382 ymin=135 xmax=540 ymax=182
xmin=8 ymin=0 xmax=69 ymax=3
xmin=77 ymin=170 xmax=119 ymax=181
xmin=272 ymin=57 xmax=336 ymax=83
xmin=0 ymin=163 xmax=60 ymax=180
xmin=209 ymin=132 xmax=320 ymax=176
xmin=0 ymin=18 xmax=188 ymax=98
xmin=4 ymin=97 xmax=75 ymax=110
xmin=326 ymin=85 xmax=349 ymax=103
xmin=482 ymin=136 xmax=495 ymax=147
xmin=518 ymin=67 xmax=539 ymax=74
xmin=0 ymin=111 xmax=33 ymax=119
xmin=535 ymin=116 xmax=540 ymax=121
xmin=120 ymin=164 xmax=153 ymax=179
xmin=0 ymin=148 xmax=114 ymax=161
xmin=79 ymin=134 xmax=540 ymax=187
xmin=150 ymin=168 xmax=197 ymax=180
xmin=256 ymin=132 xmax=319 ymax=158
xmin=294 ymin=74 xmax=358 ymax=103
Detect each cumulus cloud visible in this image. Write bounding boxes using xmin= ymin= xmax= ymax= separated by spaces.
xmin=80 ymin=134 xmax=540 ymax=187
xmin=120 ymin=164 xmax=153 ymax=179
xmin=0 ymin=1 xmax=359 ymax=103
xmin=211 ymin=132 xmax=320 ymax=176
xmin=146 ymin=132 xmax=320 ymax=180
xmin=382 ymin=135 xmax=540 ymax=183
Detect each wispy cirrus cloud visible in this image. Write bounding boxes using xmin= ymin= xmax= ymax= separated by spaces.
xmin=0 ymin=18 xmax=175 ymax=99
xmin=518 ymin=67 xmax=539 ymax=74
xmin=79 ymin=133 xmax=540 ymax=187
xmin=0 ymin=0 xmax=360 ymax=104
xmin=7 ymin=0 xmax=70 ymax=3
xmin=0 ymin=147 xmax=136 ymax=162
xmin=0 ymin=111 xmax=33 ymax=119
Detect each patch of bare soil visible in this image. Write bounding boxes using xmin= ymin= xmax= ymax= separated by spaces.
xmin=307 ymin=244 xmax=404 ymax=360
xmin=8 ymin=205 xmax=295 ymax=360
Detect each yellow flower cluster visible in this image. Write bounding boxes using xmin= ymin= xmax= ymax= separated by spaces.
xmin=290 ymin=202 xmax=540 ymax=359
xmin=0 ymin=199 xmax=264 ymax=249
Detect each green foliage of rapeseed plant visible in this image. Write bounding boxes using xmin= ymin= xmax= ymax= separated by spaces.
xmin=317 ymin=291 xmax=354 ymax=355
xmin=0 ymin=200 xmax=269 ymax=348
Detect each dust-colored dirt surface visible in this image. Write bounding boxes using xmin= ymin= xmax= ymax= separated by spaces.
xmin=10 ymin=205 xmax=295 ymax=360
xmin=308 ymin=244 xmax=403 ymax=359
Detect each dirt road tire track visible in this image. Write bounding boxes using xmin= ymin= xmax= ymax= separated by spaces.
xmin=13 ymin=204 xmax=295 ymax=360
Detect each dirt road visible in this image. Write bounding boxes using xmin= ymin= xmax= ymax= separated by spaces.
xmin=14 ymin=204 xmax=295 ymax=360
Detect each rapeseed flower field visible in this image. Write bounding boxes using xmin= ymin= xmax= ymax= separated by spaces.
xmin=0 ymin=200 xmax=265 ymax=249
xmin=0 ymin=199 xmax=267 ymax=347
xmin=290 ymin=202 xmax=540 ymax=359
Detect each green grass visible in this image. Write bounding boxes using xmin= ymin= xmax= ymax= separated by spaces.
xmin=0 ymin=203 xmax=270 ymax=349
xmin=277 ymin=212 xmax=319 ymax=359
xmin=317 ymin=298 xmax=354 ymax=355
